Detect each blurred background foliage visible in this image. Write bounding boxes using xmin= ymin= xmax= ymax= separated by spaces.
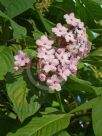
xmin=0 ymin=0 xmax=102 ymax=136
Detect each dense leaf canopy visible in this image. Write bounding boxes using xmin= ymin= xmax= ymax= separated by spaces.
xmin=0 ymin=0 xmax=102 ymax=136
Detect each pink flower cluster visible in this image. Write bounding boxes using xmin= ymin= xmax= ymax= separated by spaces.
xmin=36 ymin=13 xmax=91 ymax=91
xmin=14 ymin=50 xmax=30 ymax=71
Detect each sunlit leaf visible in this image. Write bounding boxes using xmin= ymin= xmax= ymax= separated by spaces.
xmin=0 ymin=11 xmax=26 ymax=39
xmin=92 ymin=95 xmax=102 ymax=136
xmin=6 ymin=73 xmax=41 ymax=122
xmin=0 ymin=46 xmax=13 ymax=78
xmin=0 ymin=0 xmax=36 ymax=18
xmin=7 ymin=114 xmax=71 ymax=136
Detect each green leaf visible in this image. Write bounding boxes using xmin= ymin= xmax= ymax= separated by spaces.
xmin=65 ymin=76 xmax=102 ymax=96
xmin=7 ymin=114 xmax=71 ymax=136
xmin=40 ymin=107 xmax=59 ymax=115
xmin=55 ymin=131 xmax=71 ymax=136
xmin=6 ymin=74 xmax=41 ymax=122
xmin=86 ymin=28 xmax=95 ymax=41
xmin=89 ymin=47 xmax=102 ymax=57
xmin=64 ymin=76 xmax=95 ymax=93
xmin=11 ymin=21 xmax=27 ymax=39
xmin=23 ymin=49 xmax=37 ymax=59
xmin=92 ymin=87 xmax=102 ymax=95
xmin=37 ymin=11 xmax=55 ymax=32
xmin=34 ymin=29 xmax=43 ymax=40
xmin=0 ymin=11 xmax=26 ymax=39
xmin=91 ymin=0 xmax=102 ymax=5
xmin=0 ymin=0 xmax=35 ymax=18
xmin=76 ymin=1 xmax=88 ymax=25
xmin=0 ymin=19 xmax=11 ymax=44
xmin=55 ymin=0 xmax=63 ymax=2
xmin=93 ymin=35 xmax=102 ymax=48
xmin=92 ymin=95 xmax=102 ymax=136
xmin=76 ymin=0 xmax=97 ymax=28
xmin=0 ymin=46 xmax=13 ymax=78
xmin=86 ymin=47 xmax=102 ymax=66
xmin=70 ymin=97 xmax=97 ymax=113
xmin=83 ymin=0 xmax=102 ymax=21
xmin=0 ymin=116 xmax=20 ymax=136
xmin=91 ymin=28 xmax=102 ymax=34
xmin=48 ymin=0 xmax=75 ymax=23
xmin=10 ymin=44 xmax=22 ymax=53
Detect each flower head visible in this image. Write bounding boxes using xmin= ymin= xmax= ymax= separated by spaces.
xmin=14 ymin=51 xmax=30 ymax=67
xmin=36 ymin=13 xmax=91 ymax=91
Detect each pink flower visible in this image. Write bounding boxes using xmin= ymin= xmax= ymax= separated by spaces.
xmin=37 ymin=48 xmax=55 ymax=60
xmin=67 ymin=44 xmax=78 ymax=54
xmin=14 ymin=66 xmax=19 ymax=71
xmin=52 ymin=23 xmax=68 ymax=37
xmin=36 ymin=35 xmax=54 ymax=49
xmin=70 ymin=64 xmax=77 ymax=73
xmin=64 ymin=13 xmax=78 ymax=27
xmin=14 ymin=51 xmax=30 ymax=67
xmin=79 ymin=44 xmax=85 ymax=53
xmin=47 ymin=75 xmax=61 ymax=91
xmin=70 ymin=58 xmax=78 ymax=73
xmin=39 ymin=73 xmax=46 ymax=81
xmin=56 ymin=48 xmax=70 ymax=65
xmin=43 ymin=58 xmax=59 ymax=73
xmin=49 ymin=83 xmax=61 ymax=91
xmin=77 ymin=20 xmax=84 ymax=29
xmin=76 ymin=29 xmax=84 ymax=39
xmin=43 ymin=64 xmax=56 ymax=73
xmin=47 ymin=75 xmax=59 ymax=84
xmin=58 ymin=65 xmax=71 ymax=80
xmin=65 ymin=32 xmax=76 ymax=43
xmin=56 ymin=48 xmax=65 ymax=53
xmin=64 ymin=13 xmax=84 ymax=29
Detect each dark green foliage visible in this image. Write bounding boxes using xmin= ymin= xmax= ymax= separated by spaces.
xmin=0 ymin=0 xmax=102 ymax=136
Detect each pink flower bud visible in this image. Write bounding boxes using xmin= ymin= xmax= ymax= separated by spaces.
xmin=39 ymin=73 xmax=46 ymax=82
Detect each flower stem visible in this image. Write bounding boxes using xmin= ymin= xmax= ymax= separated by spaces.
xmin=56 ymin=91 xmax=65 ymax=112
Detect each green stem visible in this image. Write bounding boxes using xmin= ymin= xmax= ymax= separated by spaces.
xmin=55 ymin=91 xmax=65 ymax=112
